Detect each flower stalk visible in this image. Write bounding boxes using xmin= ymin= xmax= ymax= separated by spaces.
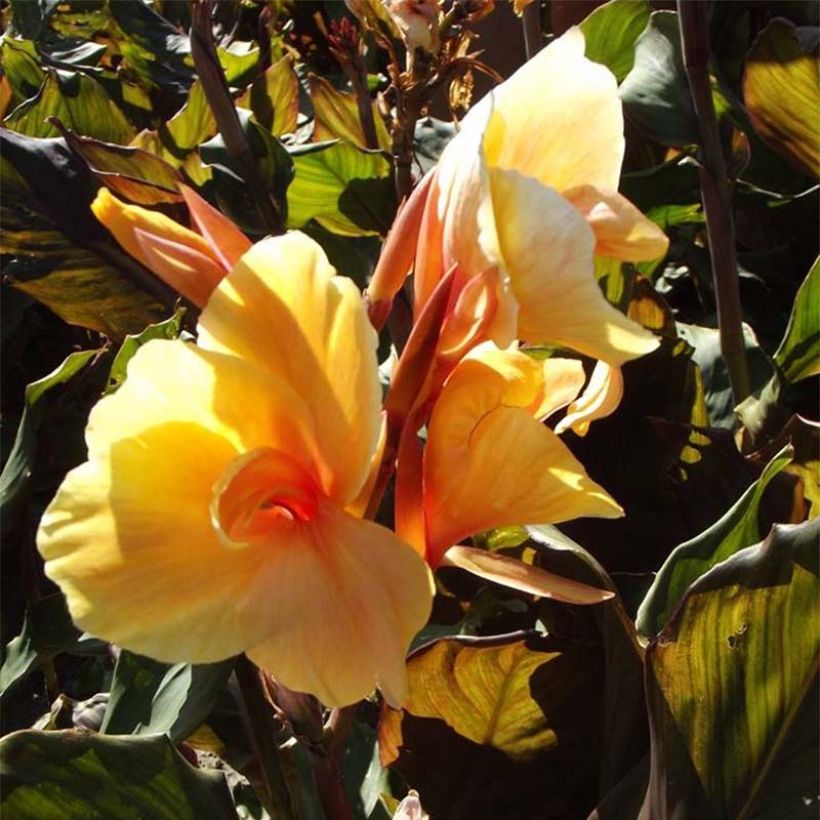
xmin=678 ymin=0 xmax=750 ymax=406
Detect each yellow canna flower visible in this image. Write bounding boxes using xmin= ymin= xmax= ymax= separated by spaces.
xmin=395 ymin=343 xmax=623 ymax=568
xmin=92 ymin=186 xmax=251 ymax=308
xmin=37 ymin=232 xmax=433 ymax=708
xmin=368 ymin=27 xmax=668 ymax=366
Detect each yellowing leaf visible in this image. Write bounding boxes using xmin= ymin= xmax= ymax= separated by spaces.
xmin=310 ymin=74 xmax=390 ymax=151
xmin=237 ymin=55 xmax=299 ymax=137
xmin=744 ymin=19 xmax=820 ymax=178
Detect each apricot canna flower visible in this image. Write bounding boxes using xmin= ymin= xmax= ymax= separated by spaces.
xmin=367 ymin=27 xmax=668 ymax=366
xmin=396 ymin=342 xmax=622 ymax=568
xmin=92 ymin=185 xmax=251 ymax=308
xmin=37 ymin=232 xmax=433 ymax=708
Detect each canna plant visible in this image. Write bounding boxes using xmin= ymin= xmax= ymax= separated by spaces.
xmin=1 ymin=1 xmax=817 ymax=819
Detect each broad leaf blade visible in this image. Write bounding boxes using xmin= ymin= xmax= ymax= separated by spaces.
xmin=774 ymin=257 xmax=820 ymax=384
xmin=580 ymin=0 xmax=652 ymax=83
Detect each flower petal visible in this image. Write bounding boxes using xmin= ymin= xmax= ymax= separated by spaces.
xmin=246 ymin=500 xmax=433 ymax=708
xmin=423 ymin=346 xmax=622 ymax=565
xmin=485 ymin=167 xmax=659 ymax=365
xmin=564 ymin=185 xmax=669 ymax=262
xmin=481 ymin=27 xmax=624 ymax=193
xmin=198 ymin=233 xmax=382 ymax=505
xmin=37 ymin=343 xmax=321 ymax=664
xmin=180 ymin=184 xmax=252 ymax=270
xmin=555 ymin=360 xmax=624 ymax=437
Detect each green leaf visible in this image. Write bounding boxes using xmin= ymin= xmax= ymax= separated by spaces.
xmin=236 ymin=55 xmax=299 ymax=138
xmin=101 ymin=651 xmax=235 ymax=744
xmin=106 ymin=310 xmax=185 ymax=394
xmin=0 ymin=348 xmax=98 ymax=520
xmin=287 ymin=141 xmax=396 ymax=237
xmin=620 ymin=11 xmax=699 ymax=146
xmin=0 ymin=39 xmax=46 ymax=109
xmin=3 ymin=69 xmax=134 ymax=144
xmin=636 ymin=446 xmax=793 ymax=638
xmin=61 ymin=129 xmax=183 ymax=205
xmin=217 ymin=42 xmax=260 ymax=87
xmin=643 ymin=518 xmax=820 ymax=818
xmin=743 ymin=18 xmax=820 ymax=179
xmin=380 ymin=633 xmax=603 ymax=818
xmin=774 ymin=257 xmax=820 ymax=383
xmin=164 ymin=81 xmax=217 ymax=153
xmin=1 ymin=129 xmax=166 ymax=337
xmin=0 ymin=730 xmax=237 ymax=819
xmin=580 ymin=0 xmax=652 ymax=83
xmin=0 ymin=593 xmax=107 ymax=701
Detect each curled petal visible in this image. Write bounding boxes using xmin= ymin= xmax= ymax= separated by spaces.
xmin=481 ymin=27 xmax=624 ymax=192
xmin=485 ymin=167 xmax=659 ymax=365
xmin=441 ymin=546 xmax=614 ymax=604
xmin=247 ymin=500 xmax=434 ymax=708
xmin=564 ymin=185 xmax=669 ymax=262
xmin=423 ymin=346 xmax=622 ymax=566
xmin=199 ymin=233 xmax=382 ymax=505
xmin=180 ymin=184 xmax=252 ymax=271
xmin=556 ymin=361 xmax=624 ymax=437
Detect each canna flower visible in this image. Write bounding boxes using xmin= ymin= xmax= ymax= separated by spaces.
xmin=395 ymin=342 xmax=622 ymax=569
xmin=37 ymin=232 xmax=433 ymax=708
xmin=92 ymin=185 xmax=251 ymax=308
xmin=367 ymin=27 xmax=668 ymax=367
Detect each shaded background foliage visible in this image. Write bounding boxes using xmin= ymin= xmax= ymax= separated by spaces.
xmin=0 ymin=1 xmax=818 ymax=818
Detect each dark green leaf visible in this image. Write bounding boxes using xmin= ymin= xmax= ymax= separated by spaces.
xmin=0 ymin=593 xmax=107 ymax=702
xmin=0 ymin=729 xmax=237 ymax=819
xmin=774 ymin=256 xmax=820 ymax=384
xmin=580 ymin=0 xmax=652 ymax=83
xmin=620 ymin=11 xmax=699 ymax=146
xmin=636 ymin=446 xmax=792 ymax=638
xmin=101 ymin=651 xmax=235 ymax=744
xmin=643 ymin=518 xmax=820 ymax=818
xmin=1 ymin=129 xmax=167 ymax=336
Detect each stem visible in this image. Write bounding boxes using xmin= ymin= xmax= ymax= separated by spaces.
xmin=349 ymin=58 xmax=379 ymax=151
xmin=190 ymin=0 xmax=283 ymax=234
xmin=678 ymin=0 xmax=750 ymax=405
xmin=235 ymin=656 xmax=297 ymax=820
xmin=522 ymin=1 xmax=543 ymax=60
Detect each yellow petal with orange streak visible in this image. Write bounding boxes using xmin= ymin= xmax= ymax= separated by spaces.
xmin=37 ymin=340 xmax=321 ymax=665
xmin=423 ymin=346 xmax=621 ymax=565
xmin=198 ymin=233 xmax=382 ymax=506
xmin=481 ymin=27 xmax=624 ymax=193
xmin=484 ymin=167 xmax=659 ymax=366
xmin=564 ymin=185 xmax=669 ymax=262
xmin=247 ymin=499 xmax=433 ymax=708
xmin=91 ymin=187 xmax=220 ymax=273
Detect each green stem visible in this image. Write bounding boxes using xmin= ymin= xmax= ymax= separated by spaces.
xmin=190 ymin=0 xmax=283 ymax=235
xmin=678 ymin=0 xmax=750 ymax=405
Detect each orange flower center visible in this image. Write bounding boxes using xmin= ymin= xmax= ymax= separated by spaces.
xmin=211 ymin=448 xmax=319 ymax=547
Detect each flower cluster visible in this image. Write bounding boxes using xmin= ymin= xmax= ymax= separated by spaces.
xmin=38 ymin=30 xmax=667 ymax=708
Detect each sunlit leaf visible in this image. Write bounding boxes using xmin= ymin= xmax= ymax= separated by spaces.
xmin=101 ymin=651 xmax=235 ymax=744
xmin=744 ymin=19 xmax=820 ymax=179
xmin=0 ymin=730 xmax=236 ymax=819
xmin=774 ymin=256 xmax=820 ymax=383
xmin=620 ymin=11 xmax=699 ymax=146
xmin=309 ymin=74 xmax=391 ymax=151
xmin=643 ymin=518 xmax=820 ymax=818
xmin=380 ymin=633 xmax=603 ymax=818
xmin=236 ymin=55 xmax=299 ymax=138
xmin=637 ymin=446 xmax=793 ymax=637
xmin=3 ymin=69 xmax=134 ymax=144
xmin=0 ymin=39 xmax=45 ymax=109
xmin=287 ymin=141 xmax=396 ymax=236
xmin=217 ymin=41 xmax=260 ymax=87
xmin=580 ymin=0 xmax=652 ymax=83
